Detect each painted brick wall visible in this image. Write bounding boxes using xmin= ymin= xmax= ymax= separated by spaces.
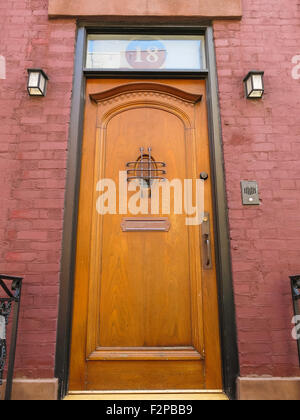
xmin=214 ymin=0 xmax=300 ymax=377
xmin=1 ymin=0 xmax=300 ymax=382
xmin=0 ymin=0 xmax=76 ymax=378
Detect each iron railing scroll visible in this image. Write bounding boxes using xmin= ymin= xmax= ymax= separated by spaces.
xmin=290 ymin=275 xmax=300 ymax=365
xmin=0 ymin=275 xmax=23 ymax=400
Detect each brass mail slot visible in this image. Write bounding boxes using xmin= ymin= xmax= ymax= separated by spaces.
xmin=121 ymin=218 xmax=171 ymax=232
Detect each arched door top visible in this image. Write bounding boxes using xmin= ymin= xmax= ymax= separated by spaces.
xmin=90 ymin=83 xmax=203 ymax=105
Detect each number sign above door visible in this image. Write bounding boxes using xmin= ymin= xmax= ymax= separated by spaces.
xmin=86 ymin=35 xmax=206 ymax=71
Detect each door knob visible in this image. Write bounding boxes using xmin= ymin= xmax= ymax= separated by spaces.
xmin=200 ymin=172 xmax=209 ymax=181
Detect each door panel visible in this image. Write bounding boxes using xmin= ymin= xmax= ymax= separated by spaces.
xmin=69 ymin=79 xmax=222 ymax=391
xmin=97 ymin=109 xmax=192 ymax=350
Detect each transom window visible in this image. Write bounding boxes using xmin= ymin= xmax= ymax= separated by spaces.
xmin=86 ymin=35 xmax=206 ymax=71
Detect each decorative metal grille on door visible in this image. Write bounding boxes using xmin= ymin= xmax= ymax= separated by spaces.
xmin=126 ymin=147 xmax=167 ymax=189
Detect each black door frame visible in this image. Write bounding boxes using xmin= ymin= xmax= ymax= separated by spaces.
xmin=55 ymin=23 xmax=240 ymax=400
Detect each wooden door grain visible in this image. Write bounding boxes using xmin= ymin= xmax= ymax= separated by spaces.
xmin=69 ymin=79 xmax=222 ymax=391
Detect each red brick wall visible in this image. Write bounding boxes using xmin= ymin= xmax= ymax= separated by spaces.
xmin=214 ymin=0 xmax=300 ymax=377
xmin=0 ymin=0 xmax=76 ymax=378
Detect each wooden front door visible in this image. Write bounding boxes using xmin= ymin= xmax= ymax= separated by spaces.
xmin=69 ymin=79 xmax=222 ymax=391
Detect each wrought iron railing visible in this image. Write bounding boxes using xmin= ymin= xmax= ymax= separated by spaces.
xmin=290 ymin=275 xmax=300 ymax=365
xmin=0 ymin=275 xmax=23 ymax=400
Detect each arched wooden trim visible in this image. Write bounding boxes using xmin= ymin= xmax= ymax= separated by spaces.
xmin=101 ymin=102 xmax=192 ymax=129
xmin=90 ymin=83 xmax=202 ymax=104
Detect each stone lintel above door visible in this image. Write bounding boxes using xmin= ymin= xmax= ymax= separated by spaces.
xmin=48 ymin=0 xmax=242 ymax=20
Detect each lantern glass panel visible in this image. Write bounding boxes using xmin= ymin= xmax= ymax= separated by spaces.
xmin=252 ymin=74 xmax=263 ymax=90
xmin=249 ymin=89 xmax=263 ymax=98
xmin=246 ymin=77 xmax=253 ymax=96
xmin=28 ymin=71 xmax=40 ymax=88
xmin=39 ymin=75 xmax=46 ymax=94
xmin=28 ymin=87 xmax=43 ymax=96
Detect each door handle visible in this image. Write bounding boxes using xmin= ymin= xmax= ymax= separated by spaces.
xmin=202 ymin=212 xmax=212 ymax=270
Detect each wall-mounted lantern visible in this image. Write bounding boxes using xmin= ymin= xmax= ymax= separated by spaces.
xmin=290 ymin=275 xmax=300 ymax=365
xmin=243 ymin=71 xmax=264 ymax=99
xmin=27 ymin=69 xmax=48 ymax=97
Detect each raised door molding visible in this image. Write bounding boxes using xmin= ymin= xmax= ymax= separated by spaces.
xmin=90 ymin=83 xmax=202 ymax=105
